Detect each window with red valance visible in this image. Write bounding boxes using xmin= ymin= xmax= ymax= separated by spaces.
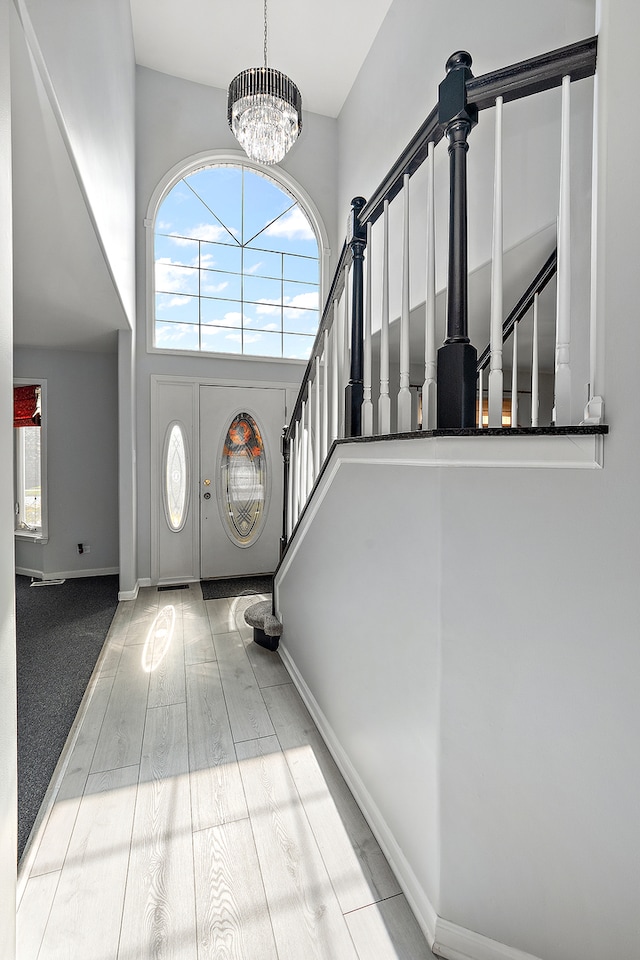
xmin=13 ymin=384 xmax=41 ymax=428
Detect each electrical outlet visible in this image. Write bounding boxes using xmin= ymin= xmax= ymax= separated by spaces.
xmin=77 ymin=543 xmax=91 ymax=555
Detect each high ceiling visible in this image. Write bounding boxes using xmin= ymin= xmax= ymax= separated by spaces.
xmin=129 ymin=0 xmax=395 ymax=118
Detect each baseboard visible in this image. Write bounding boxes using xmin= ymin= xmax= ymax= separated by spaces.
xmin=433 ymin=919 xmax=543 ymax=960
xmin=44 ymin=566 xmax=119 ymax=580
xmin=16 ymin=566 xmax=118 ymax=581
xmin=279 ymin=642 xmax=545 ymax=960
xmin=117 ymin=577 xmax=155 ymax=601
xmin=15 ymin=565 xmax=45 ymax=579
xmin=278 ymin=642 xmax=438 ymax=949
xmin=118 ymin=583 xmax=139 ymax=601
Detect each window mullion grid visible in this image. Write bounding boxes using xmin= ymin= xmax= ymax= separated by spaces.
xmin=281 ymin=252 xmax=285 ymax=357
xmin=198 ymin=239 xmax=203 ymax=351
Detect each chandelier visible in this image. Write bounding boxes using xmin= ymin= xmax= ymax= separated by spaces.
xmin=227 ymin=0 xmax=302 ymax=165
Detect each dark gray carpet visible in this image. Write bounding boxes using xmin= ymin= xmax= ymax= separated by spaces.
xmin=200 ymin=575 xmax=273 ymax=600
xmin=16 ymin=574 xmax=119 ymax=861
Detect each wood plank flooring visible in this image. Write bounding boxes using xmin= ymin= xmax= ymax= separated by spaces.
xmin=16 ymin=584 xmax=433 ymax=960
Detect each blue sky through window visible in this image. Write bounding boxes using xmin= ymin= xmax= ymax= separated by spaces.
xmin=154 ymin=164 xmax=320 ymax=360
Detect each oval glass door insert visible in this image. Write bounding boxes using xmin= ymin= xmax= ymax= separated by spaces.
xmin=163 ymin=422 xmax=189 ymax=532
xmin=219 ymin=412 xmax=267 ymax=546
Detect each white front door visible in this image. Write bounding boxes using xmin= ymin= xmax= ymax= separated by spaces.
xmin=199 ymin=385 xmax=285 ymax=580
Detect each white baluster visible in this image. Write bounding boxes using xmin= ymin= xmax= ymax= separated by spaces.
xmin=531 ymin=292 xmax=539 ymax=426
xmin=306 ymin=383 xmax=314 ymax=492
xmin=314 ymin=355 xmax=321 ymax=477
xmin=287 ymin=433 xmax=293 ymax=537
xmin=322 ymin=328 xmax=329 ymax=460
xmin=292 ymin=420 xmax=300 ymax=526
xmin=397 ymin=172 xmax=412 ymax=432
xmin=305 ymin=397 xmax=313 ymax=500
xmin=378 ymin=199 xmax=391 ymax=433
xmin=488 ymin=96 xmax=504 ymax=427
xmin=301 ymin=400 xmax=309 ymax=508
xmin=422 ymin=141 xmax=437 ymax=430
xmin=331 ymin=301 xmax=339 ymax=442
xmin=511 ymin=324 xmax=518 ymax=427
xmin=362 ymin=221 xmax=374 ymax=436
xmin=554 ymin=74 xmax=572 ymax=425
xmin=478 ymin=366 xmax=484 ymax=428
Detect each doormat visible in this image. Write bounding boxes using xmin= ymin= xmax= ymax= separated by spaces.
xmin=201 ymin=575 xmax=273 ymax=601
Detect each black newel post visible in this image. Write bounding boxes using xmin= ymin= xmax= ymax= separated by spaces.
xmin=345 ymin=196 xmax=367 ymax=438
xmin=437 ymin=51 xmax=478 ymax=428
xmin=280 ymin=426 xmax=290 ymax=558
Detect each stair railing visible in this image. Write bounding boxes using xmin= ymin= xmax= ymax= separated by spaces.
xmin=281 ymin=36 xmax=598 ymax=551
xmin=477 ymin=248 xmax=557 ymax=428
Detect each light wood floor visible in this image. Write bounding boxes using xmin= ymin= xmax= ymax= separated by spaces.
xmin=16 ymin=583 xmax=434 ymax=960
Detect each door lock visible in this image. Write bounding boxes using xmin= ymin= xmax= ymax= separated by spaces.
xmin=203 ymin=491 xmax=211 ymax=500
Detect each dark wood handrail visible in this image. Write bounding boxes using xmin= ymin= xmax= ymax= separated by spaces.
xmin=285 ymin=35 xmax=597 ymax=442
xmin=359 ymin=37 xmax=596 ymax=231
xmin=467 ymin=36 xmax=597 ymax=110
xmin=476 ymin=248 xmax=558 ymax=372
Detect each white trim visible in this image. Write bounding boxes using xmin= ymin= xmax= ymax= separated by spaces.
xmin=433 ymin=919 xmax=543 ymax=960
xmin=15 ymin=566 xmax=45 ymax=580
xmin=150 ymin=378 xmax=199 ymax=585
xmin=41 ymin=567 xmax=119 ymax=580
xmin=277 ymin=642 xmax=438 ymax=950
xmin=144 ymin=149 xmax=331 ymax=359
xmin=277 ymin=433 xmax=604 ymax=582
xmin=118 ymin=583 xmax=139 ymax=601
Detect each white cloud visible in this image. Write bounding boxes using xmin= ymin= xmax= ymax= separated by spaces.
xmin=265 ymin=207 xmax=314 ymax=241
xmin=155 ymin=323 xmax=193 ymax=345
xmin=255 ymin=291 xmax=318 ymax=318
xmin=204 ymin=311 xmax=244 ymax=328
xmin=170 ymin=223 xmax=234 ymax=244
xmin=201 ymin=279 xmax=229 ymax=295
xmin=264 ymin=323 xmax=280 ymax=332
xmin=166 ymin=295 xmax=192 ymax=308
xmin=155 ymin=259 xmax=197 ymax=294
xmin=245 ymin=261 xmax=263 ymax=274
xmin=255 ymin=298 xmax=281 ymax=316
xmin=283 ymin=291 xmax=319 ymax=315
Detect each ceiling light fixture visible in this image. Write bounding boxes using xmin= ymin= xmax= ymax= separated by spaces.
xmin=227 ymin=0 xmax=302 ymax=165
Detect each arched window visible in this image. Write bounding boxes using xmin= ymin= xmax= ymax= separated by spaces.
xmin=153 ymin=161 xmax=321 ymax=360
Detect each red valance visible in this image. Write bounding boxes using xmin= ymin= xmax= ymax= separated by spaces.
xmin=14 ymin=385 xmax=41 ymax=428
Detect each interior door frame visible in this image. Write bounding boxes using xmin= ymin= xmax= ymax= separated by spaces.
xmin=150 ymin=373 xmax=298 ymax=586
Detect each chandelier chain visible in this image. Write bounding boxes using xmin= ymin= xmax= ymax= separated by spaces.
xmin=263 ymin=0 xmax=268 ymax=67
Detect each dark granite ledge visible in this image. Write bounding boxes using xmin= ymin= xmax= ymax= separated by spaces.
xmin=338 ymin=424 xmax=609 ymax=444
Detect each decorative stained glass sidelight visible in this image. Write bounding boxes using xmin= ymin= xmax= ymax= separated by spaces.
xmin=163 ymin=422 xmax=189 ymax=532
xmin=219 ymin=413 xmax=267 ymax=546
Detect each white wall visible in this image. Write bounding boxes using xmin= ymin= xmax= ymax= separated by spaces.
xmin=276 ymin=452 xmax=442 ymax=926
xmin=14 ymin=348 xmax=119 ymax=580
xmin=14 ymin=0 xmax=136 ymax=327
xmin=0 ymin=0 xmax=17 ymax=951
xmin=276 ymin=3 xmax=640 ymax=958
xmin=134 ymin=67 xmax=340 ymax=582
xmin=338 ymin=0 xmax=596 ymax=420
